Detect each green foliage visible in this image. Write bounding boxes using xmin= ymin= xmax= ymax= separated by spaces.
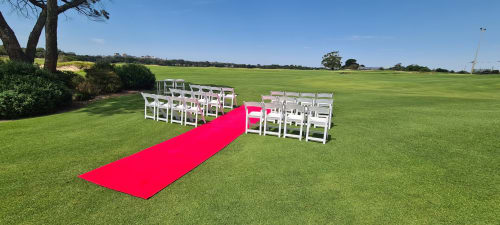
xmin=435 ymin=68 xmax=449 ymax=73
xmin=0 ymin=61 xmax=72 ymax=119
xmin=321 ymin=51 xmax=342 ymax=70
xmin=391 ymin=63 xmax=405 ymax=71
xmin=83 ymin=62 xmax=122 ymax=95
xmin=115 ymin=64 xmax=156 ymax=90
xmin=405 ymin=64 xmax=431 ymax=72
xmin=343 ymin=58 xmax=360 ymax=70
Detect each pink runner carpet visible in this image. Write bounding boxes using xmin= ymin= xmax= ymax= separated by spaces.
xmin=79 ymin=106 xmax=258 ymax=199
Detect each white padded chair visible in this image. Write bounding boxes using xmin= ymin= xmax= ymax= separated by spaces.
xmin=190 ymin=84 xmax=201 ymax=93
xmin=283 ymin=103 xmax=306 ymax=141
xmin=222 ymin=87 xmax=237 ymax=109
xmin=174 ymin=79 xmax=185 ymax=90
xmin=316 ymin=98 xmax=333 ymax=128
xmin=170 ymin=88 xmax=183 ymax=97
xmin=263 ymin=102 xmax=283 ymax=137
xmin=156 ymin=95 xmax=171 ymax=123
xmin=141 ymin=93 xmax=157 ymax=120
xmin=306 ymin=106 xmax=330 ymax=144
xmin=279 ymin=96 xmax=297 ymax=105
xmin=206 ymin=92 xmax=223 ymax=118
xmin=244 ymin=102 xmax=264 ymax=135
xmin=184 ymin=98 xmax=206 ymax=127
xmin=270 ymin=91 xmax=284 ymax=97
xmin=200 ymin=86 xmax=212 ymax=93
xmin=285 ymin=92 xmax=299 ymax=97
xmin=170 ymin=97 xmax=185 ymax=125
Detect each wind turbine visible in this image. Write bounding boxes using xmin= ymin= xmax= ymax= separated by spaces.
xmin=471 ymin=27 xmax=487 ymax=73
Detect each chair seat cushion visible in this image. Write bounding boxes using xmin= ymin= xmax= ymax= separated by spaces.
xmin=267 ymin=112 xmax=282 ymax=119
xmin=287 ymin=114 xmax=303 ymax=121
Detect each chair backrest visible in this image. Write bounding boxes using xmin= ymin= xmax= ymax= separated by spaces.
xmin=185 ymin=97 xmax=200 ymax=108
xmin=171 ymin=96 xmax=185 ymax=107
xmin=284 ymin=103 xmax=305 ymax=114
xmin=169 ymin=88 xmax=182 ymax=97
xmin=264 ymin=102 xmax=282 ymax=113
xmin=317 ymin=93 xmax=333 ymax=99
xmin=200 ymin=86 xmax=212 ymax=93
xmin=270 ymin=91 xmax=284 ymax=96
xmin=279 ymin=96 xmax=296 ymax=104
xmin=190 ymin=84 xmax=201 ymax=92
xmin=174 ymin=79 xmax=185 ymax=89
xmin=285 ymin=92 xmax=299 ymax=97
xmin=297 ymin=97 xmax=314 ymax=105
xmin=300 ymin=92 xmax=316 ymax=98
xmin=308 ymin=106 xmax=330 ymax=117
xmin=156 ymin=94 xmax=170 ymax=103
xmin=206 ymin=92 xmax=221 ymax=103
xmin=261 ymin=95 xmax=278 ymax=103
xmin=182 ymin=90 xmax=194 ymax=98
xmin=141 ymin=93 xmax=156 ymax=104
xmin=221 ymin=87 xmax=234 ymax=94
xmin=244 ymin=102 xmax=263 ymax=114
xmin=210 ymin=87 xmax=222 ymax=95
xmin=316 ymin=98 xmax=333 ymax=107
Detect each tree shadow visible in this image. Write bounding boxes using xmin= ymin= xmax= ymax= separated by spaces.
xmin=80 ymin=94 xmax=142 ymax=116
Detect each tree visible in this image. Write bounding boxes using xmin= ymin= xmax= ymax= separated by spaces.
xmin=343 ymin=58 xmax=360 ymax=70
xmin=0 ymin=0 xmax=109 ymax=71
xmin=321 ymin=51 xmax=342 ymax=70
xmin=391 ymin=63 xmax=405 ymax=71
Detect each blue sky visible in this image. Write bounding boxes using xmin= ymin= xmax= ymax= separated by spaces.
xmin=1 ymin=0 xmax=499 ymax=70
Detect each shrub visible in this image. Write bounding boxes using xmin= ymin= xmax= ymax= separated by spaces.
xmin=0 ymin=61 xmax=72 ymax=119
xmin=83 ymin=62 xmax=122 ymax=95
xmin=435 ymin=68 xmax=449 ymax=73
xmin=115 ymin=64 xmax=156 ymax=90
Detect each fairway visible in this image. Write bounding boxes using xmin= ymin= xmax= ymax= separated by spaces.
xmin=1 ymin=67 xmax=499 ymax=224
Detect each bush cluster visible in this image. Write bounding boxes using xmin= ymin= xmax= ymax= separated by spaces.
xmin=0 ymin=61 xmax=72 ymax=119
xmin=115 ymin=64 xmax=156 ymax=90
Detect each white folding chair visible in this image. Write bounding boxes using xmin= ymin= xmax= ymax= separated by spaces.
xmin=206 ymin=92 xmax=224 ymax=118
xmin=222 ymin=87 xmax=237 ymax=109
xmin=174 ymin=79 xmax=185 ymax=90
xmin=244 ymin=102 xmax=264 ymax=135
xmin=300 ymin=93 xmax=316 ymax=98
xmin=315 ymin=98 xmax=333 ymax=129
xmin=200 ymin=86 xmax=212 ymax=93
xmin=182 ymin=90 xmax=194 ymax=98
xmin=270 ymin=91 xmax=284 ymax=97
xmin=156 ymin=95 xmax=171 ymax=123
xmin=263 ymin=102 xmax=283 ymax=137
xmin=163 ymin=79 xmax=174 ymax=95
xmin=317 ymin=93 xmax=333 ymax=99
xmin=285 ymin=92 xmax=299 ymax=97
xmin=190 ymin=84 xmax=201 ymax=93
xmin=184 ymin=98 xmax=206 ymax=127
xmin=170 ymin=97 xmax=185 ymax=125
xmin=283 ymin=103 xmax=306 ymax=141
xmin=170 ymin=88 xmax=182 ymax=97
xmin=306 ymin=106 xmax=330 ymax=144
xmin=141 ymin=93 xmax=157 ymax=120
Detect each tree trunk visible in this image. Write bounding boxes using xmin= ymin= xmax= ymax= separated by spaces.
xmin=0 ymin=12 xmax=29 ymax=62
xmin=44 ymin=0 xmax=59 ymax=72
xmin=25 ymin=9 xmax=47 ymax=63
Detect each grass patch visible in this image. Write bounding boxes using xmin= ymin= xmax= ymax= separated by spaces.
xmin=1 ymin=67 xmax=499 ymax=224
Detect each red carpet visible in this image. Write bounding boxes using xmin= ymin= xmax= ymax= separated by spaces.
xmin=79 ymin=106 xmax=260 ymax=199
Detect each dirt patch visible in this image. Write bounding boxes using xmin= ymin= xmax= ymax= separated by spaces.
xmin=57 ymin=65 xmax=81 ymax=72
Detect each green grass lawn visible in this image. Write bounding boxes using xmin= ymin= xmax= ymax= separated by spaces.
xmin=1 ymin=67 xmax=499 ymax=224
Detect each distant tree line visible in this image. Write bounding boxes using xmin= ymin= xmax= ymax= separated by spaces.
xmin=0 ymin=46 xmax=322 ymax=70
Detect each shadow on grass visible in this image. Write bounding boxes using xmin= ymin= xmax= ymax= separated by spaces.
xmin=81 ymin=94 xmax=142 ymax=116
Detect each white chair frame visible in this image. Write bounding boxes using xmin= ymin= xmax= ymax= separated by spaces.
xmin=184 ymin=98 xmax=206 ymax=127
xmin=306 ymin=106 xmax=330 ymax=144
xmin=222 ymin=87 xmax=237 ymax=109
xmin=141 ymin=92 xmax=157 ymax=120
xmin=263 ymin=102 xmax=283 ymax=137
xmin=283 ymin=103 xmax=306 ymax=141
xmin=244 ymin=102 xmax=264 ymax=135
xmin=170 ymin=97 xmax=185 ymax=125
xmin=206 ymin=92 xmax=223 ymax=118
xmin=156 ymin=95 xmax=171 ymax=123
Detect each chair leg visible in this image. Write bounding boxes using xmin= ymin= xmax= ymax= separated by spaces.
xmin=258 ymin=116 xmax=262 ymax=135
xmin=263 ymin=118 xmax=267 ymax=136
xmin=299 ymin=122 xmax=303 ymax=141
xmin=306 ymin=122 xmax=310 ymax=142
xmin=278 ymin=118 xmax=281 ymax=138
xmin=245 ymin=115 xmax=248 ymax=134
xmin=323 ymin=124 xmax=328 ymax=144
xmin=283 ymin=117 xmax=288 ymax=138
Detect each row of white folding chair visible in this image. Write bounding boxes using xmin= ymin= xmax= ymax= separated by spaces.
xmin=261 ymin=95 xmax=333 ymax=128
xmin=189 ymin=85 xmax=237 ymax=109
xmin=141 ymin=93 xmax=206 ymax=127
xmin=270 ymin=91 xmax=333 ymax=99
xmin=243 ymin=102 xmax=329 ymax=144
xmin=170 ymin=88 xmax=225 ymax=118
